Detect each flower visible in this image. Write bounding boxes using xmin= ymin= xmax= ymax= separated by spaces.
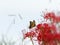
xmin=55 ymin=16 xmax=60 ymax=23
xmin=44 ymin=12 xmax=56 ymax=20
xmin=24 ymin=31 xmax=36 ymax=39
xmin=54 ymin=33 xmax=60 ymax=41
xmin=36 ymin=23 xmax=57 ymax=44
xmin=23 ymin=12 xmax=60 ymax=45
xmin=36 ymin=24 xmax=42 ymax=29
xmin=44 ymin=12 xmax=60 ymax=23
xmin=36 ymin=23 xmax=56 ymax=34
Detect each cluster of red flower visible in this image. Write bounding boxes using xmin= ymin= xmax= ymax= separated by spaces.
xmin=44 ymin=12 xmax=60 ymax=23
xmin=36 ymin=23 xmax=60 ymax=45
xmin=23 ymin=12 xmax=60 ymax=45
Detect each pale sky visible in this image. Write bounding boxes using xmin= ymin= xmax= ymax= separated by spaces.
xmin=0 ymin=0 xmax=60 ymax=45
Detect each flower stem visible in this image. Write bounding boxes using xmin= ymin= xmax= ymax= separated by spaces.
xmin=30 ymin=37 xmax=34 ymax=45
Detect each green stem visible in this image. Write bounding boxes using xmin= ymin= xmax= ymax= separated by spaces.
xmin=30 ymin=37 xmax=34 ymax=45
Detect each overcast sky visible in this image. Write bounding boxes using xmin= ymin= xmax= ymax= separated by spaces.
xmin=0 ymin=0 xmax=60 ymax=45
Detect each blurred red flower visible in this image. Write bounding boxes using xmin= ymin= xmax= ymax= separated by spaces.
xmin=24 ymin=31 xmax=36 ymax=39
xmin=23 ymin=12 xmax=60 ymax=45
xmin=44 ymin=12 xmax=60 ymax=23
xmin=44 ymin=12 xmax=56 ymax=20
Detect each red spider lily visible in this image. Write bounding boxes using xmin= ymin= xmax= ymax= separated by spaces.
xmin=24 ymin=31 xmax=36 ymax=39
xmin=37 ymin=33 xmax=57 ymax=45
xmin=36 ymin=23 xmax=56 ymax=33
xmin=55 ymin=16 xmax=60 ymax=23
xmin=23 ymin=22 xmax=60 ymax=45
xmin=54 ymin=33 xmax=60 ymax=41
xmin=23 ymin=12 xmax=60 ymax=45
xmin=48 ymin=41 xmax=57 ymax=45
xmin=50 ymin=24 xmax=57 ymax=33
xmin=44 ymin=12 xmax=60 ymax=23
xmin=37 ymin=24 xmax=42 ymax=29
xmin=44 ymin=12 xmax=56 ymax=20
xmin=37 ymin=32 xmax=54 ymax=42
xmin=36 ymin=24 xmax=55 ymax=41
xmin=43 ymin=33 xmax=55 ymax=42
xmin=36 ymin=23 xmax=58 ymax=45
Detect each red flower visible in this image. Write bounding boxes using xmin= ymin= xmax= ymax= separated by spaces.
xmin=54 ymin=33 xmax=60 ymax=40
xmin=36 ymin=23 xmax=56 ymax=34
xmin=36 ymin=24 xmax=42 ymax=29
xmin=37 ymin=33 xmax=42 ymax=41
xmin=23 ymin=12 xmax=60 ymax=45
xmin=44 ymin=12 xmax=56 ymax=20
xmin=55 ymin=16 xmax=60 ymax=23
xmin=24 ymin=31 xmax=36 ymax=39
xmin=44 ymin=33 xmax=55 ymax=42
xmin=44 ymin=12 xmax=60 ymax=23
xmin=50 ymin=24 xmax=57 ymax=33
xmin=36 ymin=23 xmax=58 ymax=44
